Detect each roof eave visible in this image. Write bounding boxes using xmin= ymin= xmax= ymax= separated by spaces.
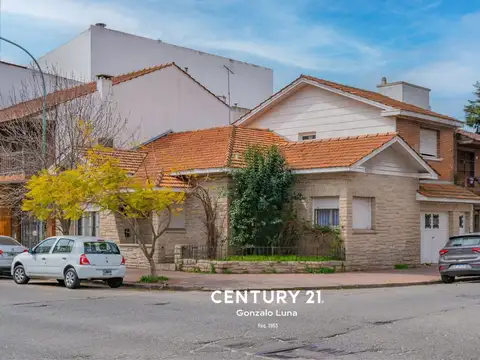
xmin=416 ymin=193 xmax=480 ymax=204
xmin=382 ymin=110 xmax=462 ymax=127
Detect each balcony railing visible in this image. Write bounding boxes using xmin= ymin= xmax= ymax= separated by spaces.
xmin=0 ymin=151 xmax=37 ymax=176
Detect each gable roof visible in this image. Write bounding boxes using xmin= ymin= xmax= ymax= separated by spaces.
xmin=234 ymin=75 xmax=459 ymax=126
xmin=418 ymin=183 xmax=480 ymax=203
xmin=130 ymin=126 xmax=436 ymax=182
xmin=457 ymin=129 xmax=480 ymax=142
xmin=0 ymin=62 xmax=227 ymax=123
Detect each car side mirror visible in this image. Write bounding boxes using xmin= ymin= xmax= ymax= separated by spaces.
xmin=28 ymin=248 xmax=35 ymax=254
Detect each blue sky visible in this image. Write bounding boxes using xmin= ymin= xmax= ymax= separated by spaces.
xmin=0 ymin=0 xmax=479 ymax=119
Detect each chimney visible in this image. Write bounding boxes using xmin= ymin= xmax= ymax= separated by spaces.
xmin=95 ymin=74 xmax=113 ymax=100
xmin=377 ymin=77 xmax=431 ymax=110
xmin=95 ymin=23 xmax=107 ymax=28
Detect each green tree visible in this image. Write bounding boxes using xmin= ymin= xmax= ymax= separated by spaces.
xmin=229 ymin=145 xmax=299 ymax=247
xmin=465 ymin=82 xmax=480 ymax=132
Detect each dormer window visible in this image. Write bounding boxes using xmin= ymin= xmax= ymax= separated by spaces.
xmin=299 ymin=132 xmax=316 ymax=141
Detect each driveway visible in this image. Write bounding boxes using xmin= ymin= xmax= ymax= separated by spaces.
xmin=1 ymin=277 xmax=480 ymax=359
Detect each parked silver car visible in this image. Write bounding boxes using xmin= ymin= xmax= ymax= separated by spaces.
xmin=0 ymin=236 xmax=27 ymax=274
xmin=439 ymin=234 xmax=480 ymax=283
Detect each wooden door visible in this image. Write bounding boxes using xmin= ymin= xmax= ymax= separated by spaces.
xmin=0 ymin=208 xmax=12 ymax=236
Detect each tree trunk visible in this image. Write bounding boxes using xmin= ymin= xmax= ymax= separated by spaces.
xmin=148 ymin=256 xmax=157 ymax=277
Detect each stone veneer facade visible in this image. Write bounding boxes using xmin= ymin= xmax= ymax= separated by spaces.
xmin=295 ymin=172 xmax=421 ymax=270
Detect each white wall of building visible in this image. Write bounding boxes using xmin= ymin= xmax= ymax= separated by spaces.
xmin=39 ymin=25 xmax=273 ymax=109
xmin=38 ymin=29 xmax=91 ymax=82
xmin=0 ymin=61 xmax=80 ymax=108
xmin=377 ymin=82 xmax=430 ymax=110
xmin=246 ymin=85 xmax=395 ymax=141
xmin=109 ymin=66 xmax=230 ymax=145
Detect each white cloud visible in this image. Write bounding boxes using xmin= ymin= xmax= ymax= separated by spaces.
xmin=1 ymin=0 xmax=385 ymax=73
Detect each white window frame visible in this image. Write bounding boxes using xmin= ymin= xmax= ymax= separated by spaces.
xmin=299 ymin=132 xmax=316 ymax=141
xmin=420 ymin=128 xmax=438 ymax=158
xmin=74 ymin=211 xmax=100 ymax=236
xmin=353 ymin=197 xmax=373 ymax=230
xmin=313 ymin=197 xmax=339 ymax=227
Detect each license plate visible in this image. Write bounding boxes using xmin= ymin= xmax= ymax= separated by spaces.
xmin=103 ymin=270 xmax=112 ymax=276
xmin=451 ymin=264 xmax=470 ymax=269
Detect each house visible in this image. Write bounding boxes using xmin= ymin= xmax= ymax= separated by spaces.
xmin=0 ymin=62 xmax=230 ymax=245
xmin=37 ymin=23 xmax=273 ymax=110
xmin=233 ymin=75 xmax=480 ymax=265
xmin=72 ymin=122 xmax=448 ymax=270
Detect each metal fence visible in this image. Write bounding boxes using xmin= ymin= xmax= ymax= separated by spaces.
xmin=181 ymin=244 xmax=345 ymax=261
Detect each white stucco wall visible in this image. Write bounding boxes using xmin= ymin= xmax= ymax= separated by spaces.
xmin=39 ymin=25 xmax=273 ymax=109
xmin=0 ymin=62 xmax=80 ymax=108
xmin=377 ymin=82 xmax=430 ymax=110
xmin=246 ymin=85 xmax=396 ymax=141
xmin=109 ymin=65 xmax=230 ymax=145
xmin=38 ymin=29 xmax=91 ymax=82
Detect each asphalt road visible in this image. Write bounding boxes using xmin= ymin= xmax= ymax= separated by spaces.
xmin=1 ymin=278 xmax=480 ymax=360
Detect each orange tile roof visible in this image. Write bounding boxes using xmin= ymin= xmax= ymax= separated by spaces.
xmin=83 ymin=148 xmax=148 ymax=174
xmin=457 ymin=129 xmax=480 ymax=142
xmin=0 ymin=62 xmax=226 ymax=123
xmin=234 ymin=75 xmax=457 ymax=125
xmin=281 ymin=133 xmax=396 ymax=169
xmin=418 ymin=183 xmax=480 ymax=200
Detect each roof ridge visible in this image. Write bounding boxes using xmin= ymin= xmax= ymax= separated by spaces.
xmin=282 ymin=132 xmax=397 ymax=146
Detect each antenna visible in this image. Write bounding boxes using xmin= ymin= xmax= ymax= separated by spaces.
xmin=223 ymin=65 xmax=234 ymax=124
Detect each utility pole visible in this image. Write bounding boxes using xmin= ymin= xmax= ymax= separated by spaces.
xmin=223 ymin=65 xmax=234 ymax=124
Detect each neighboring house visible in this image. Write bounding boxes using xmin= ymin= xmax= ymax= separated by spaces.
xmin=233 ymin=75 xmax=480 ymax=264
xmin=0 ymin=61 xmax=79 ymax=108
xmin=0 ymin=62 xmax=230 ymax=243
xmin=454 ymin=129 xmax=480 ymax=231
xmin=38 ymin=23 xmax=273 ymax=110
xmin=70 ymin=125 xmax=442 ymax=270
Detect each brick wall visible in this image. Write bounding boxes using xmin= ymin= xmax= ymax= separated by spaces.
xmin=396 ymin=117 xmax=455 ymax=181
xmin=295 ymin=173 xmax=421 ymax=269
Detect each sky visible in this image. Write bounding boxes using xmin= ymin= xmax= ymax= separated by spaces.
xmin=0 ymin=0 xmax=479 ymax=119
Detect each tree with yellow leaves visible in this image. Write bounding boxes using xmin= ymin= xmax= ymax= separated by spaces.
xmin=23 ymin=147 xmax=185 ymax=276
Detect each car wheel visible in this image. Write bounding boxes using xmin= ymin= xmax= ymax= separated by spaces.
xmin=106 ymin=278 xmax=123 ymax=288
xmin=13 ymin=265 xmax=30 ymax=285
xmin=441 ymin=275 xmax=455 ymax=284
xmin=57 ymin=279 xmax=65 ymax=286
xmin=64 ymin=268 xmax=81 ymax=289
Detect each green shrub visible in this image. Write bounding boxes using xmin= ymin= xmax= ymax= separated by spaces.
xmin=138 ymin=275 xmax=169 ymax=283
xmin=394 ymin=264 xmax=409 ymax=270
xmin=305 ymin=266 xmax=335 ymax=274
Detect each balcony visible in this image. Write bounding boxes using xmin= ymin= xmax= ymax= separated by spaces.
xmin=0 ymin=151 xmax=37 ymax=179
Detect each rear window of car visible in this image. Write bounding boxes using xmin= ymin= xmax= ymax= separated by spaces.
xmin=447 ymin=237 xmax=480 ymax=247
xmin=83 ymin=241 xmax=120 ymax=254
xmin=0 ymin=236 xmax=20 ymax=246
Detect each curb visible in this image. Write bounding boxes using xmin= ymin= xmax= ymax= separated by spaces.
xmin=121 ymin=279 xmax=443 ymax=291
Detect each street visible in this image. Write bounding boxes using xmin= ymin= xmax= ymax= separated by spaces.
xmin=1 ymin=278 xmax=480 ymax=360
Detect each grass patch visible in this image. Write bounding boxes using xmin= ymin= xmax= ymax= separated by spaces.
xmin=225 ymin=255 xmax=338 ymax=262
xmin=394 ymin=264 xmax=409 ymax=270
xmin=305 ymin=266 xmax=335 ymax=274
xmin=138 ymin=275 xmax=169 ymax=283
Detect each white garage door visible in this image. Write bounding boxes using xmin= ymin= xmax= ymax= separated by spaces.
xmin=420 ymin=212 xmax=449 ymax=263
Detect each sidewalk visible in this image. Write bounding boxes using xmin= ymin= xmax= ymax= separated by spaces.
xmin=123 ymin=266 xmax=443 ymax=291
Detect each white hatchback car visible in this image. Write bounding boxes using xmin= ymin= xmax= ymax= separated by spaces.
xmin=0 ymin=236 xmax=28 ymax=274
xmin=11 ymin=236 xmax=126 ymax=289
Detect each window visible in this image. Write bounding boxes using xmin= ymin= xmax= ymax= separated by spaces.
xmin=83 ymin=241 xmax=120 ymax=255
xmin=458 ymin=150 xmax=475 ymax=186
xmin=425 ymin=214 xmax=432 ymax=229
xmin=0 ymin=236 xmax=21 ymax=246
xmin=168 ymin=205 xmax=186 ymax=230
xmin=34 ymin=238 xmax=57 ymax=254
xmin=313 ymin=197 xmax=339 ymax=227
xmin=299 ymin=132 xmax=316 ymax=141
xmin=419 ymin=128 xmax=438 ymax=157
xmin=353 ymin=197 xmax=373 ymax=230
xmin=432 ymin=214 xmax=440 ymax=229
xmin=52 ymin=239 xmax=74 ymax=253
xmin=74 ymin=212 xmax=100 ymax=236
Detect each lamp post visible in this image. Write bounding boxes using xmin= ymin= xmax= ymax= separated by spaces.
xmin=0 ymin=37 xmax=47 ymax=157
xmin=0 ymin=37 xmax=47 ymax=242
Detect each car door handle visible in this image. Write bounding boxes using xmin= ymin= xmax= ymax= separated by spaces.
xmin=62 ymin=257 xmax=67 ymax=260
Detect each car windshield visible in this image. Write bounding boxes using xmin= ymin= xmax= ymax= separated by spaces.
xmin=83 ymin=241 xmax=120 ymax=254
xmin=446 ymin=237 xmax=480 ymax=247
xmin=0 ymin=236 xmax=21 ymax=246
